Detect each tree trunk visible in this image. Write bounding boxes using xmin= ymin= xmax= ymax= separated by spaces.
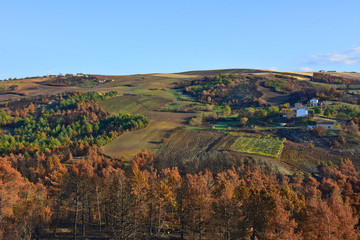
xmin=73 ymin=193 xmax=79 ymax=240
xmin=53 ymin=199 xmax=62 ymax=237
xmin=82 ymin=195 xmax=86 ymax=237
xmin=149 ymin=202 xmax=152 ymax=237
xmin=96 ymin=186 xmax=102 ymax=236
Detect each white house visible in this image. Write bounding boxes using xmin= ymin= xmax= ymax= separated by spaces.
xmin=310 ymin=99 xmax=319 ymax=107
xmin=296 ymin=108 xmax=308 ymax=117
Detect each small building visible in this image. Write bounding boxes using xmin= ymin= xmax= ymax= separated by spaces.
xmin=280 ymin=108 xmax=296 ymax=118
xmin=317 ymin=121 xmax=334 ymax=129
xmin=77 ymin=73 xmax=85 ymax=77
xmin=310 ymin=99 xmax=318 ymax=107
xmin=319 ymin=70 xmax=325 ymax=73
xmin=296 ymin=108 xmax=308 ymax=117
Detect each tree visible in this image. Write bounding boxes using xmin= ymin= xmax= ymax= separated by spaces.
xmin=0 ymin=158 xmax=50 ymax=240
xmin=28 ymin=103 xmax=35 ymax=115
xmin=183 ymin=171 xmax=213 ymax=239
xmin=347 ymin=121 xmax=359 ymax=136
xmin=107 ymin=168 xmax=134 ymax=239
xmin=240 ymin=117 xmax=248 ymax=126
xmin=66 ymin=159 xmax=95 ymax=239
xmin=223 ymin=105 xmax=231 ymax=116
xmin=255 ymin=109 xmax=268 ymax=118
xmin=268 ymin=106 xmax=279 ymax=115
xmin=213 ymin=170 xmax=241 ymax=240
xmin=128 ymin=162 xmax=150 ymax=238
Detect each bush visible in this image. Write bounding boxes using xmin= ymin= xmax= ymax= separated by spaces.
xmin=313 ymin=126 xmax=327 ymax=136
xmin=189 ymin=117 xmax=202 ymax=126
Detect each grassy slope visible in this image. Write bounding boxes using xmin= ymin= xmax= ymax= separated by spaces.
xmin=98 ymin=73 xmax=197 ymax=160
xmin=103 ymin=117 xmax=186 ymax=160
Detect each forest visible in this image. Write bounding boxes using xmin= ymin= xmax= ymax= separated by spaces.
xmin=2 ymin=147 xmax=360 ymax=239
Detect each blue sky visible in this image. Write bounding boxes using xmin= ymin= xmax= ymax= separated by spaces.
xmin=1 ymin=0 xmax=359 ymax=79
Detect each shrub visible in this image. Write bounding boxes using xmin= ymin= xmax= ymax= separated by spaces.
xmin=313 ymin=126 xmax=327 ymax=136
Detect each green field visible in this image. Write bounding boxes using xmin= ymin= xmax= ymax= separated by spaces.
xmin=231 ymin=134 xmax=285 ymax=158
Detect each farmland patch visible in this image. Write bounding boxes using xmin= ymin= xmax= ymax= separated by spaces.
xmin=231 ymin=134 xmax=285 ymax=158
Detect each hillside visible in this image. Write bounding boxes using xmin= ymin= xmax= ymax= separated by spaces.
xmin=2 ymin=68 xmax=360 ymax=239
xmin=1 ymin=69 xmax=360 ymax=175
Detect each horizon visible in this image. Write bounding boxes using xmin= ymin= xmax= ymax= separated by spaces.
xmin=1 ymin=0 xmax=359 ymax=79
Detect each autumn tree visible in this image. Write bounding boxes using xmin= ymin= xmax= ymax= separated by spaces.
xmin=347 ymin=120 xmax=359 ymax=136
xmin=212 ymin=169 xmax=242 ymax=239
xmin=183 ymin=171 xmax=213 ymax=239
xmin=0 ymin=158 xmax=50 ymax=240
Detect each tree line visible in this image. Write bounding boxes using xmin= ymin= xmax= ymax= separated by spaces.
xmin=1 ymin=147 xmax=360 ymax=239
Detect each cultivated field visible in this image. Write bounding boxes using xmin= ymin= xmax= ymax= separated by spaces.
xmin=103 ymin=112 xmax=194 ymax=160
xmin=231 ymin=134 xmax=285 ymax=158
xmin=154 ymin=129 xmax=294 ymax=174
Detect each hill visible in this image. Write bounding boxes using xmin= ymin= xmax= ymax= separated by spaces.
xmin=1 ymin=69 xmax=360 ymax=175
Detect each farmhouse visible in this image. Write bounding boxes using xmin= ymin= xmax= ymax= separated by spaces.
xmin=310 ymin=99 xmax=318 ymax=107
xmin=296 ymin=108 xmax=308 ymax=117
xmin=317 ymin=121 xmax=334 ymax=129
xmin=281 ymin=104 xmax=308 ymax=118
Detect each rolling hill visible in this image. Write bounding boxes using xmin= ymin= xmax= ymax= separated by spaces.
xmin=1 ymin=68 xmax=360 ymax=175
